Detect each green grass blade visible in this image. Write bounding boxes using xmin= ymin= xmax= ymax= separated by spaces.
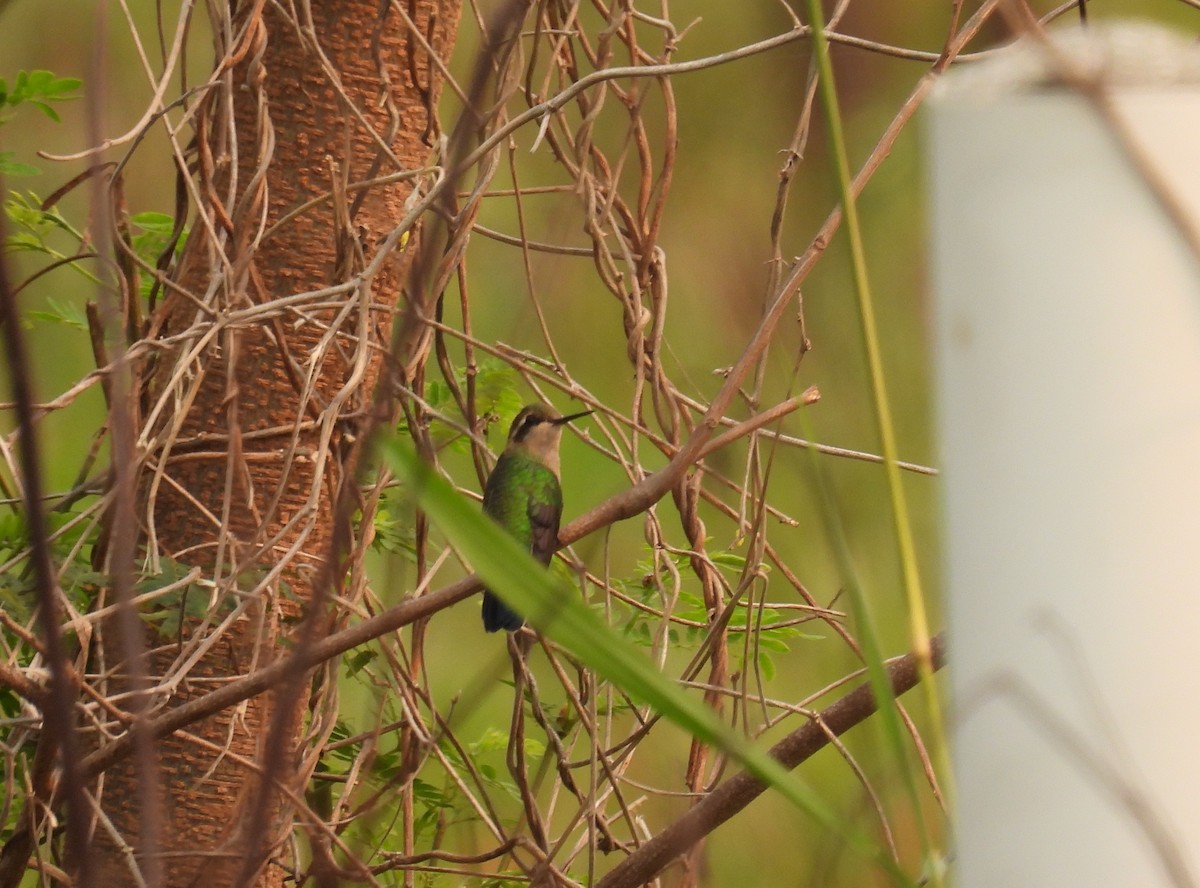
xmin=803 ymin=0 xmax=951 ymax=879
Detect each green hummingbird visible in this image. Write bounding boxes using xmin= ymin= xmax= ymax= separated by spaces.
xmin=481 ymin=403 xmax=591 ymax=633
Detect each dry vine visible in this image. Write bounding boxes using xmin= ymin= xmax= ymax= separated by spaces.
xmin=2 ymin=0 xmax=1187 ymax=886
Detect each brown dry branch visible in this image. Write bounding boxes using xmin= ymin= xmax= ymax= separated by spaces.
xmin=595 ymin=632 xmax=947 ymax=888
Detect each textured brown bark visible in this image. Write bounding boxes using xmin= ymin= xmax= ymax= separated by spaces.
xmin=91 ymin=2 xmax=462 ymax=885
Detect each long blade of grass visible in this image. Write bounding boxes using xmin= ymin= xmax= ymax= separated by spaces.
xmin=802 ymin=0 xmax=951 ymax=880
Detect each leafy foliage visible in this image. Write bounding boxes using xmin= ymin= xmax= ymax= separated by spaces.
xmin=0 ymin=69 xmax=83 ymax=124
xmin=0 ymin=70 xmax=81 ymax=177
xmin=127 ymin=209 xmax=188 ymax=300
xmin=0 ymin=508 xmax=102 ymax=619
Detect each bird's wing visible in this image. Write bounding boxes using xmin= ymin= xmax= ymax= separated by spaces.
xmin=527 ymin=499 xmax=560 ymax=566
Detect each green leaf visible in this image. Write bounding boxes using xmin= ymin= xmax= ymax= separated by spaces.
xmin=135 ymin=558 xmax=212 ymax=639
xmin=523 ymin=736 xmax=545 ymax=759
xmin=29 ymin=101 xmax=60 ymax=123
xmin=130 ymin=211 xmax=176 ymax=233
xmin=469 ymin=727 xmax=511 ymax=755
xmin=27 ymin=296 xmax=88 ymax=331
xmin=709 ymin=551 xmax=747 ymax=571
xmin=4 ymin=232 xmax=42 ymax=252
xmin=0 ymin=153 xmax=39 ymax=177
xmin=24 ymin=71 xmax=54 ymax=94
xmin=0 ymin=572 xmax=33 ymax=619
xmin=1 ymin=70 xmax=81 ymax=107
xmin=10 ymin=70 xmax=29 ymax=102
xmin=0 ymin=688 xmax=22 ymax=719
xmin=380 ymin=436 xmax=906 ymax=879
xmin=6 ymin=192 xmax=76 ymax=239
xmin=129 ymin=212 xmax=186 ymax=293
xmin=41 ymin=75 xmax=83 ymax=98
xmin=755 ymin=633 xmax=793 ymax=654
xmin=345 ymin=649 xmax=377 ymax=677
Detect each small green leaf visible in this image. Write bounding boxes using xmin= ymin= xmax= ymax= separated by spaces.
xmin=2 ymin=70 xmax=81 ymax=107
xmin=345 ymin=649 xmax=377 ymax=676
xmin=10 ymin=70 xmax=29 ymax=101
xmin=29 ymin=100 xmax=60 ymax=123
xmin=523 ymin=737 xmax=545 ymax=759
xmin=27 ymin=296 xmax=88 ymax=331
xmin=41 ymin=76 xmax=83 ymax=98
xmin=410 ymin=779 xmax=449 ymax=807
xmin=130 ymin=211 xmax=176 ymax=233
xmin=758 ymin=652 xmax=777 ymax=682
xmin=25 ymin=71 xmax=55 ymax=94
xmin=0 ymin=153 xmax=39 ymax=177
xmin=469 ymin=727 xmax=510 ymax=755
xmin=186 ymin=589 xmax=213 ymax=621
xmin=0 ymin=688 xmax=24 ymax=718
xmin=710 ymin=551 xmax=747 ymax=571
xmin=755 ymin=634 xmax=792 ymax=654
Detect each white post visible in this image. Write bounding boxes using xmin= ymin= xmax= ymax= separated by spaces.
xmin=928 ymin=24 xmax=1200 ymax=886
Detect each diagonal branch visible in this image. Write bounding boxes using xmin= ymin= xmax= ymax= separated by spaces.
xmin=594 ymin=632 xmax=947 ymax=888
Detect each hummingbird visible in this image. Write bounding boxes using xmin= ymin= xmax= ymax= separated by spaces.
xmin=481 ymin=403 xmax=591 ymax=632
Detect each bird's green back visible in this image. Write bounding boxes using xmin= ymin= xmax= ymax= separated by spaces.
xmin=482 ymin=450 xmax=563 ymax=564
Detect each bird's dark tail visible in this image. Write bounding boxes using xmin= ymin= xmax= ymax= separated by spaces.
xmin=482 ymin=590 xmax=525 ymax=633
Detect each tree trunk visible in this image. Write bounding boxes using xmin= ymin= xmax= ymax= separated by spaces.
xmin=93 ymin=2 xmax=461 ymax=884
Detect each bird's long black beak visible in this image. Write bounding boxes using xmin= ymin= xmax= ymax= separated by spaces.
xmin=555 ymin=409 xmax=593 ymax=425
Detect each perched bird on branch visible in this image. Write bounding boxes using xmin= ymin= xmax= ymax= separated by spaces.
xmin=481 ymin=403 xmax=591 ymax=633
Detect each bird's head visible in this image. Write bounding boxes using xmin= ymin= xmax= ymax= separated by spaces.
xmin=505 ymin=403 xmax=592 ymax=472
